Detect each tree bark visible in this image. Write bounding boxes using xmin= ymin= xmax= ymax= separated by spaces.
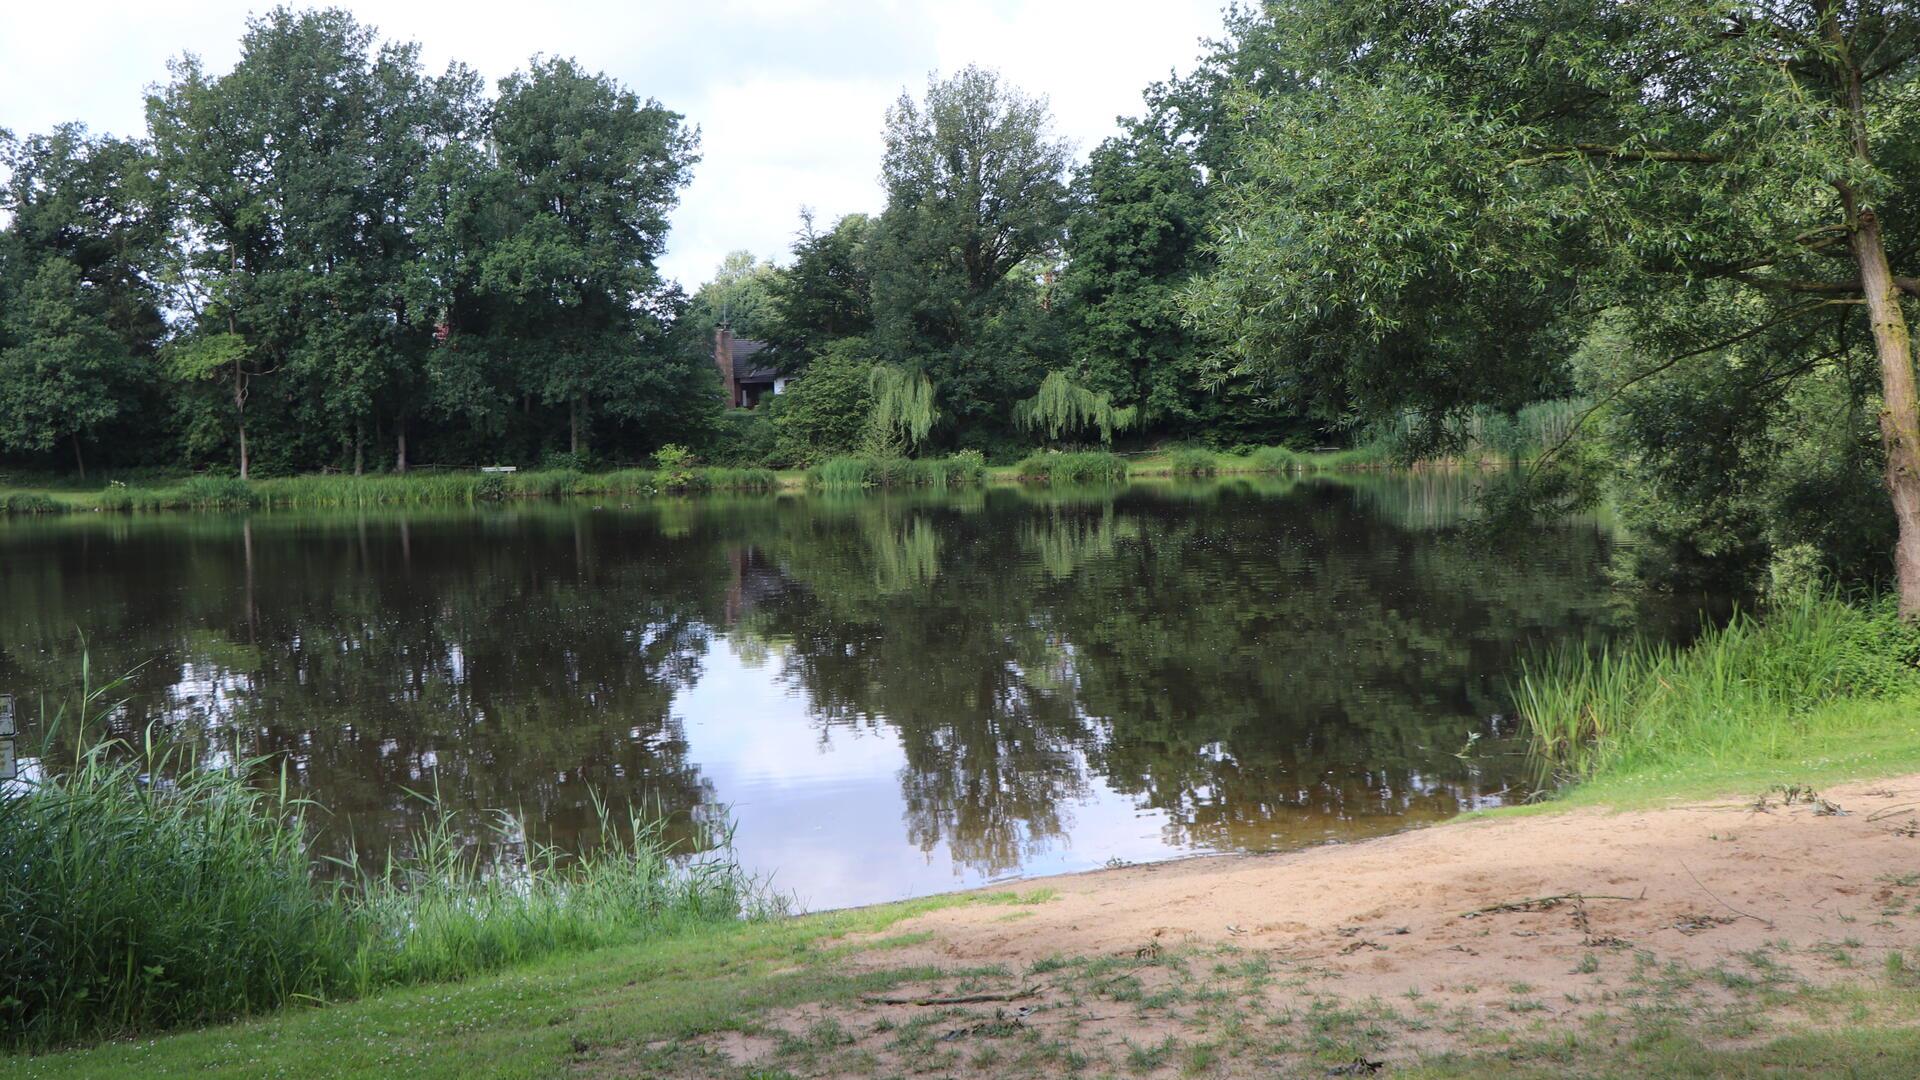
xmin=354 ymin=425 xmax=365 ymax=476
xmin=71 ymin=432 xmax=85 ymax=481
xmin=395 ymin=417 xmax=409 ymax=474
xmin=233 ymin=358 xmax=250 ymax=481
xmin=570 ymin=396 xmax=581 ymax=457
xmin=1829 ymin=12 xmax=1920 ymax=617
xmin=1851 ymin=212 xmax=1920 ymax=616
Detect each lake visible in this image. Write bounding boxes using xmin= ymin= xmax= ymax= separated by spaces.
xmin=0 ymin=473 xmax=1682 ymax=910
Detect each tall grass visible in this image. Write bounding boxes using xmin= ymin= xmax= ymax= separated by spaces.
xmin=1013 ymin=450 xmax=1127 ymax=485
xmin=1165 ymin=447 xmax=1218 ymax=476
xmin=811 ymin=452 xmax=987 ymax=490
xmin=1514 ymin=594 xmax=1920 ymax=785
xmin=0 ymin=492 xmax=62 ymax=513
xmin=0 ymin=678 xmax=757 ymax=1051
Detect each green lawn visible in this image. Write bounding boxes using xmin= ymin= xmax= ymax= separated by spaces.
xmin=9 ymin=891 xmax=1046 ymax=1080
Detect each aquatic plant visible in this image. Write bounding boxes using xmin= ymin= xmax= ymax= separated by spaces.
xmin=1165 ymin=447 xmax=1218 ymax=476
xmin=812 ymin=453 xmax=985 ymax=490
xmin=1013 ymin=450 xmax=1127 ymax=485
xmin=0 ymin=676 xmax=756 ymax=1050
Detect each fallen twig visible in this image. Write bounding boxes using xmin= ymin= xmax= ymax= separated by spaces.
xmin=1459 ymin=892 xmax=1640 ymax=919
xmin=1681 ymin=860 xmax=1775 ymax=929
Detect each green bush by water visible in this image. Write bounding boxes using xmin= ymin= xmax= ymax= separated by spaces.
xmin=0 ymin=492 xmax=61 ymax=513
xmin=812 ymin=452 xmax=986 ymax=490
xmin=1514 ymin=594 xmax=1920 ymax=785
xmin=0 ymin=683 xmax=756 ymax=1051
xmin=1165 ymin=447 xmax=1218 ymax=476
xmin=1013 ymin=450 xmax=1127 ymax=485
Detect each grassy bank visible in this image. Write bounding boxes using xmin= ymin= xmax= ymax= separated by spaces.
xmin=0 ymin=442 xmax=1468 ymax=515
xmin=0 ymin=466 xmax=781 ymax=514
xmin=1514 ymin=593 xmax=1920 ymax=804
xmin=1 ymin=692 xmax=756 ymax=1052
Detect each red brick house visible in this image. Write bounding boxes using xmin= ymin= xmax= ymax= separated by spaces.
xmin=714 ymin=327 xmax=788 ymax=409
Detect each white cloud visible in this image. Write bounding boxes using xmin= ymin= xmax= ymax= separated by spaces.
xmin=0 ymin=0 xmax=1226 ymax=286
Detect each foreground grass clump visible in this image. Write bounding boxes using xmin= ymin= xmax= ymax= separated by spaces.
xmin=1516 ymin=593 xmax=1920 ymax=785
xmin=812 ymin=451 xmax=987 ymax=490
xmin=0 ymin=693 xmax=754 ymax=1051
xmin=1013 ymin=450 xmax=1127 ymax=484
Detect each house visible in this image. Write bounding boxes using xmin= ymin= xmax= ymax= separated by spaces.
xmin=714 ymin=327 xmax=789 ymax=409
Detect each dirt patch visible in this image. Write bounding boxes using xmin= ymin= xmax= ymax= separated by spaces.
xmin=693 ymin=775 xmax=1920 ymax=1077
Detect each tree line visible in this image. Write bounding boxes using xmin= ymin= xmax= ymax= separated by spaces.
xmin=6 ymin=2 xmax=1920 ymax=608
xmin=1 ymin=8 xmax=704 ymax=479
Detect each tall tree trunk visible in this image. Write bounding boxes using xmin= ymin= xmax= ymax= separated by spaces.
xmin=233 ymin=358 xmax=250 ymax=481
xmin=395 ymin=416 xmax=409 ymax=474
xmin=354 ymin=425 xmax=365 ymax=476
xmin=1832 ymin=20 xmax=1920 ymax=617
xmin=71 ymin=432 xmax=85 ymax=481
xmin=1852 ymin=213 xmax=1920 ymax=616
xmin=570 ymin=396 xmax=581 ymax=457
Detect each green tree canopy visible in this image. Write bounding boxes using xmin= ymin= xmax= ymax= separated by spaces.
xmin=1189 ymin=0 xmax=1920 ymax=608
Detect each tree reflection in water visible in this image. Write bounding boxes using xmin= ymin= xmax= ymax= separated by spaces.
xmin=0 ymin=475 xmax=1693 ymax=899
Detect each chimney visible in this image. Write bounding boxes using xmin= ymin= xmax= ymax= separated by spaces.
xmin=714 ymin=326 xmax=737 ymax=408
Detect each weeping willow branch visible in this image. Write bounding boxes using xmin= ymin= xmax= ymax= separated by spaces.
xmin=868 ymin=364 xmax=939 ymax=450
xmin=1013 ymin=371 xmax=1139 ymax=445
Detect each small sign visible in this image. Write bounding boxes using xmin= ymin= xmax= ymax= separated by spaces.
xmin=0 ymin=739 xmax=12 ymax=783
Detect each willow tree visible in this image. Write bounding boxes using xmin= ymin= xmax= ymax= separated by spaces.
xmin=866 ymin=364 xmax=938 ymax=453
xmin=1014 ymin=371 xmax=1139 ymax=445
xmin=1190 ymin=1 xmax=1920 ymax=613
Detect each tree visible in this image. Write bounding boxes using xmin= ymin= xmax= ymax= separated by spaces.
xmin=1058 ymin=119 xmax=1212 ymax=435
xmin=0 ymin=260 xmax=144 ymax=477
xmin=146 ymin=8 xmax=482 ymax=476
xmin=1189 ymin=1 xmax=1920 ymax=611
xmin=481 ymin=55 xmax=699 ymax=457
xmin=1013 ymin=371 xmax=1138 ymax=445
xmin=0 ymin=125 xmax=170 ymax=362
xmin=763 ymin=211 xmax=874 ymax=367
xmin=869 ymin=66 xmax=1072 ymax=430
xmin=684 ymin=250 xmax=780 ymax=340
xmin=769 ymin=337 xmax=878 ymax=465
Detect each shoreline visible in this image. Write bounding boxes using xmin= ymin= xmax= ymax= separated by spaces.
xmin=0 ymin=452 xmax=1518 ymax=516
xmin=25 ymin=767 xmax=1920 ymax=1078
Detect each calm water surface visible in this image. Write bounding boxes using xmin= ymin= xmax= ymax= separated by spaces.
xmin=1 ymin=475 xmax=1673 ymax=909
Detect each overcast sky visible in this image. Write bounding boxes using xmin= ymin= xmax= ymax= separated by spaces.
xmin=1 ymin=1 xmax=1228 ymax=288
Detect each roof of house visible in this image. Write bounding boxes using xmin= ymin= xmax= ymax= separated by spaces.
xmin=730 ymin=338 xmax=780 ymax=383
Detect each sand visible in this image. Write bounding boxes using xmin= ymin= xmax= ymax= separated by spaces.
xmin=704 ymin=774 xmax=1920 ymax=1076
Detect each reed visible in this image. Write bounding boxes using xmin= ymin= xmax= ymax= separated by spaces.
xmin=0 ymin=675 xmax=755 ymax=1050
xmin=1012 ymin=450 xmax=1127 ymax=485
xmin=1165 ymin=447 xmax=1218 ymax=476
xmin=1514 ymin=593 xmax=1920 ymax=785
xmin=811 ymin=452 xmax=986 ymax=490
